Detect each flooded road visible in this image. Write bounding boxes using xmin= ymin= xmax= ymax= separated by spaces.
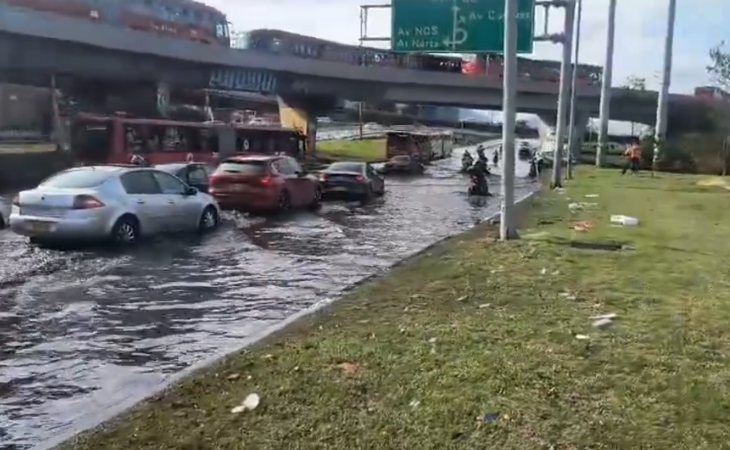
xmin=0 ymin=143 xmax=535 ymax=449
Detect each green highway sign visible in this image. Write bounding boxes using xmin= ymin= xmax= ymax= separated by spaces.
xmin=391 ymin=0 xmax=535 ymax=54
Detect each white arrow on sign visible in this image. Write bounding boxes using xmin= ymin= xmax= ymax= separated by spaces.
xmin=441 ymin=3 xmax=468 ymax=49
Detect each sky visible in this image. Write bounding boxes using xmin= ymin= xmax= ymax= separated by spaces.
xmin=202 ymin=0 xmax=729 ymax=133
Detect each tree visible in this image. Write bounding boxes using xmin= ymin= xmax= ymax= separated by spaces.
xmin=621 ymin=75 xmax=647 ymax=136
xmin=706 ymin=41 xmax=730 ymax=175
xmin=622 ymin=75 xmax=647 ymax=92
xmin=707 ymin=41 xmax=730 ymax=92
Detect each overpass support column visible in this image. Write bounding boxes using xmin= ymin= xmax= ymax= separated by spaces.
xmin=276 ymin=94 xmax=338 ymax=158
xmin=569 ymin=112 xmax=590 ymax=161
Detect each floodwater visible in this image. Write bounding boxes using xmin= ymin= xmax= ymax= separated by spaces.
xmin=0 ymin=141 xmax=535 ymax=450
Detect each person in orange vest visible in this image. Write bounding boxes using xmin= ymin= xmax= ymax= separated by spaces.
xmin=622 ymin=141 xmax=642 ymax=175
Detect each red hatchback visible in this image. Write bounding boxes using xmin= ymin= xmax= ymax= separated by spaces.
xmin=209 ymin=155 xmax=322 ymax=212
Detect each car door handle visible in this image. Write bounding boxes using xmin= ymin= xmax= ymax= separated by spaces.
xmin=136 ymin=200 xmax=145 ymax=204
xmin=167 ymin=200 xmax=175 ymax=204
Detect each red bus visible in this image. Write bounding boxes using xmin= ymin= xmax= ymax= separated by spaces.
xmin=68 ymin=113 xmax=306 ymax=165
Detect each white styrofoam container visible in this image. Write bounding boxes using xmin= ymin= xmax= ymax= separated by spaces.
xmin=610 ymin=215 xmax=639 ymax=226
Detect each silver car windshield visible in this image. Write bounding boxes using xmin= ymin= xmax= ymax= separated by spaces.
xmin=40 ymin=169 xmax=113 ymax=188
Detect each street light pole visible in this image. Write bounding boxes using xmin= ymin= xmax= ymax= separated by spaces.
xmin=653 ymin=0 xmax=677 ymax=169
xmin=549 ymin=0 xmax=575 ymax=189
xmin=566 ymin=0 xmax=582 ymax=179
xmin=596 ymin=0 xmax=616 ymax=167
xmin=500 ymin=0 xmax=518 ymax=240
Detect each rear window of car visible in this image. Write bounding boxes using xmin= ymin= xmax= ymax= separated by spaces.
xmin=327 ymin=163 xmax=363 ymax=173
xmin=214 ymin=161 xmax=268 ymax=175
xmin=391 ymin=156 xmax=411 ymax=163
xmin=40 ymin=169 xmax=113 ymax=188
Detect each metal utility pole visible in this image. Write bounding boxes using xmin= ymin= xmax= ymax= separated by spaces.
xmin=500 ymin=0 xmax=519 ymax=240
xmin=358 ymin=4 xmax=390 ymax=139
xmin=653 ymin=0 xmax=677 ymax=169
xmin=566 ymin=0 xmax=582 ymax=179
xmin=596 ymin=0 xmax=616 ymax=167
xmin=549 ymin=0 xmax=575 ymax=188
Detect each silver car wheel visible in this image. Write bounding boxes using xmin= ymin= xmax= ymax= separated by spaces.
xmin=115 ymin=222 xmax=136 ymax=243
xmin=202 ymin=208 xmax=217 ymax=229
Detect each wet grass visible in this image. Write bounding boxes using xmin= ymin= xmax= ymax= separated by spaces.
xmin=61 ymin=167 xmax=730 ymax=450
xmin=317 ymin=138 xmax=386 ymax=162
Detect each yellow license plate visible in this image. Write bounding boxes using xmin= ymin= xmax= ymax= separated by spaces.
xmin=29 ymin=221 xmax=51 ymax=232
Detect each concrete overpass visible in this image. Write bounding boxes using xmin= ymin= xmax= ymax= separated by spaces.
xmin=0 ymin=5 xmax=713 ymax=130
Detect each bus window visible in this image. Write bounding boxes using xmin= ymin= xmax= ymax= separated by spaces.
xmin=204 ymin=129 xmax=219 ymax=153
xmin=71 ymin=122 xmax=113 ymax=162
xmin=178 ymin=125 xmax=204 ymax=152
xmin=124 ymin=124 xmax=149 ymax=154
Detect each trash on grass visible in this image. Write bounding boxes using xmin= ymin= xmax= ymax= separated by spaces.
xmin=231 ymin=393 xmax=260 ymax=413
xmin=591 ymin=313 xmax=617 ymax=320
xmin=572 ymin=220 xmax=594 ymax=232
xmin=226 ymin=373 xmax=240 ymax=381
xmin=585 ymin=194 xmax=599 ymax=198
xmin=592 ymin=318 xmax=614 ymax=329
xmin=336 ymin=362 xmax=360 ymax=376
xmin=479 ymin=413 xmax=499 ymax=423
xmin=568 ymin=202 xmax=599 ymax=211
xmin=575 ymin=334 xmax=590 ymax=340
xmin=409 ymin=400 xmax=421 ymax=408
xmin=610 ymin=215 xmax=639 ymax=226
xmin=558 ymin=292 xmax=577 ymax=300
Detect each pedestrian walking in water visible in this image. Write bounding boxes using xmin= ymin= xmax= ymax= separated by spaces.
xmin=492 ymin=149 xmax=499 ymax=166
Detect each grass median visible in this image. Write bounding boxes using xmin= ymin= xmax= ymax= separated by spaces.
xmin=317 ymin=138 xmax=386 ymax=162
xmin=62 ymin=167 xmax=730 ymax=450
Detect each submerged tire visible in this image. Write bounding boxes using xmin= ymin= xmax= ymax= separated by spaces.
xmin=277 ymin=191 xmax=291 ymax=212
xmin=198 ymin=206 xmax=219 ymax=233
xmin=110 ymin=215 xmax=139 ymax=245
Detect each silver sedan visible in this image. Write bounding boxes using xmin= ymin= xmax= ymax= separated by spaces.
xmin=9 ymin=165 xmax=221 ymax=245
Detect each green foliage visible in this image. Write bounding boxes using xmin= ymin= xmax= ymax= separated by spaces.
xmin=708 ymin=41 xmax=730 ymax=91
xmin=622 ymin=75 xmax=647 ymax=91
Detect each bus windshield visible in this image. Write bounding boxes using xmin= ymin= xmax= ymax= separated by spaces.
xmin=216 ymin=23 xmax=229 ymax=38
xmin=70 ymin=122 xmax=113 ymax=163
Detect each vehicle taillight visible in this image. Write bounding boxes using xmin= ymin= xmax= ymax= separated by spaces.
xmin=72 ymin=195 xmax=105 ymax=209
xmin=11 ymin=195 xmax=19 ymax=206
xmin=259 ymin=176 xmax=271 ymax=185
xmin=319 ymin=174 xmax=327 ymax=181
xmin=355 ymin=175 xmax=364 ymax=182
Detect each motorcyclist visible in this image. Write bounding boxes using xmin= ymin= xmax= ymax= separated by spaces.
xmin=469 ymin=150 xmax=490 ymax=195
xmin=461 ymin=150 xmax=474 ymax=171
xmin=476 ymin=146 xmax=488 ymax=164
xmin=528 ymin=153 xmax=544 ymax=178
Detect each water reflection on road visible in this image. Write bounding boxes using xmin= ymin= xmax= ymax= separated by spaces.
xmin=0 ymin=144 xmax=534 ymax=449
